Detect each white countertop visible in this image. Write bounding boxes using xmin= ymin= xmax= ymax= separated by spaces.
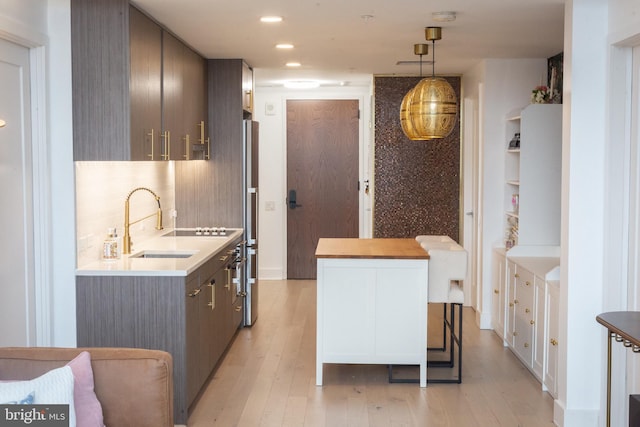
xmin=76 ymin=228 xmax=243 ymax=277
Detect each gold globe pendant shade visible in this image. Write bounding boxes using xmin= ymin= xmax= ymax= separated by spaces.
xmin=407 ymin=76 xmax=457 ymax=139
xmin=400 ymin=87 xmax=431 ymax=140
xmin=399 ymin=26 xmax=458 ymax=140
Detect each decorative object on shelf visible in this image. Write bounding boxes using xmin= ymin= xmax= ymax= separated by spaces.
xmin=531 ymin=85 xmax=560 ymax=104
xmin=399 ymin=26 xmax=458 ymax=140
xmin=548 ymin=52 xmax=563 ymax=104
xmin=509 ymin=132 xmax=520 ymax=149
xmin=511 ymin=193 xmax=519 ymax=213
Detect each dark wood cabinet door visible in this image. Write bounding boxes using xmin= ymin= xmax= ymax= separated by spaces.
xmin=182 ymin=47 xmax=208 ymax=159
xmin=129 ymin=6 xmax=162 ymax=161
xmin=162 ymin=32 xmax=186 ymax=160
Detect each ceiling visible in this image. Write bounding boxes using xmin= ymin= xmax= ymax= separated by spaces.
xmin=131 ymin=0 xmax=565 ymax=88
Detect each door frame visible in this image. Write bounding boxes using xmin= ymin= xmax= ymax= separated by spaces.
xmin=281 ymin=92 xmax=371 ymax=279
xmin=0 ymin=18 xmax=52 ymax=345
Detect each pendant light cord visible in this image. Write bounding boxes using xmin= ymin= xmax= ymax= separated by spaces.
xmin=432 ymin=40 xmax=436 ymax=77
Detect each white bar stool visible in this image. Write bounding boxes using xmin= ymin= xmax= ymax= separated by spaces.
xmin=388 ymin=235 xmax=467 ymax=384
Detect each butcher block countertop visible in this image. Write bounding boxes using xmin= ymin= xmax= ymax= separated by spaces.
xmin=315 ymin=238 xmax=430 ymax=259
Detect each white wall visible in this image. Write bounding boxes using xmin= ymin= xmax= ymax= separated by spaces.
xmin=461 ymin=58 xmax=548 ymax=328
xmin=558 ymin=0 xmax=608 ymax=425
xmin=252 ymin=75 xmax=373 ymax=279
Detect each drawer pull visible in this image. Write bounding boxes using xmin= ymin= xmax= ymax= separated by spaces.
xmin=525 ymin=308 xmax=530 ymax=313
xmin=514 ymin=299 xmax=519 ymax=304
xmin=514 ymin=273 xmax=520 ymax=278
xmin=525 ymin=281 xmax=531 ymax=286
xmin=524 ymin=342 xmax=529 ymax=348
xmin=550 ymin=338 xmax=558 ymax=346
xmin=530 ymin=320 xmax=535 ymax=325
xmin=188 ymin=288 xmax=201 ymax=297
xmin=235 ymin=305 xmax=242 ymax=312
xmin=513 ymin=331 xmax=518 ymax=336
xmin=494 ymin=289 xmax=499 ymax=294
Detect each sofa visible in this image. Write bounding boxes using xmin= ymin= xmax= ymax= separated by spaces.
xmin=0 ymin=347 xmax=174 ymax=427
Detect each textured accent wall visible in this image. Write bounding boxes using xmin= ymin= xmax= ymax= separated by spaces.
xmin=374 ymin=76 xmax=461 ymax=241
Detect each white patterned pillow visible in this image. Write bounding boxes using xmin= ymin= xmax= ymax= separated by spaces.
xmin=0 ymin=365 xmax=76 ymax=427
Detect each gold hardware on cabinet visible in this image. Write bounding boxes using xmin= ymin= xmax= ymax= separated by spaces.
xmin=525 ymin=308 xmax=530 ymax=313
xmin=494 ymin=289 xmax=499 ymax=294
xmin=513 ymin=331 xmax=518 ymax=336
xmin=225 ymin=267 xmax=231 ymax=289
xmin=530 ymin=320 xmax=535 ymax=325
xmin=509 ymin=302 xmax=514 ymax=307
xmin=162 ymin=130 xmax=171 ymax=160
xmin=219 ymin=255 xmax=229 ymax=262
xmin=188 ymin=288 xmax=200 ymax=297
xmin=147 ymin=129 xmax=155 ymax=160
xmin=235 ymin=305 xmax=242 ymax=312
xmin=514 ymin=299 xmax=519 ymax=304
xmin=526 ymin=281 xmax=530 ymax=286
xmin=198 ymin=120 xmax=205 ymax=144
xmin=524 ymin=342 xmax=529 ymax=348
xmin=515 ymin=273 xmax=520 ymax=278
xmin=550 ymin=338 xmax=558 ymax=346
xmin=208 ymin=279 xmax=215 ymax=310
xmin=183 ymin=134 xmax=190 ymax=160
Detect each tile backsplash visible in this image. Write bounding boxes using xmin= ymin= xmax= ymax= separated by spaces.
xmin=75 ymin=161 xmax=176 ymax=267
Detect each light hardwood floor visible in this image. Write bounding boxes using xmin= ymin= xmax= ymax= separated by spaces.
xmin=188 ymin=280 xmax=555 ymax=426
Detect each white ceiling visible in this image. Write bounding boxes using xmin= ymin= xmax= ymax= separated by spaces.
xmin=131 ymin=0 xmax=565 ymax=88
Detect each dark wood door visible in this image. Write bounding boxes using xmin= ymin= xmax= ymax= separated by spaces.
xmin=286 ymin=99 xmax=359 ymax=279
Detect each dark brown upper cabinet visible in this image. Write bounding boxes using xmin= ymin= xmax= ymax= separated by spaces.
xmin=71 ymin=1 xmax=207 ymax=161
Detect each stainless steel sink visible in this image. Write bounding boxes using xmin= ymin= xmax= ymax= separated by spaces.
xmin=129 ymin=250 xmax=196 ymax=259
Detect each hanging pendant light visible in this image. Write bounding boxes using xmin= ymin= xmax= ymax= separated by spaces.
xmin=400 ymin=27 xmax=458 ymax=140
xmin=400 ymin=44 xmax=430 ymax=140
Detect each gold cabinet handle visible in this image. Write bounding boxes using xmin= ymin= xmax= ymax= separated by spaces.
xmin=513 ymin=331 xmax=518 ymax=336
xmin=183 ymin=134 xmax=190 ymax=160
xmin=494 ymin=289 xmax=499 ymax=294
xmin=162 ymin=130 xmax=171 ymax=160
xmin=188 ymin=288 xmax=200 ymax=297
xmin=208 ymin=279 xmax=215 ymax=310
xmin=524 ymin=342 xmax=529 ymax=348
xmin=514 ymin=299 xmax=519 ymax=304
xmin=530 ymin=320 xmax=535 ymax=325
xmin=235 ymin=305 xmax=242 ymax=312
xmin=509 ymin=302 xmax=514 ymax=307
xmin=515 ymin=273 xmax=520 ymax=278
xmin=525 ymin=308 xmax=530 ymax=313
xmin=147 ymin=128 xmax=155 ymax=160
xmin=550 ymin=338 xmax=558 ymax=346
xmin=526 ymin=281 xmax=531 ymax=286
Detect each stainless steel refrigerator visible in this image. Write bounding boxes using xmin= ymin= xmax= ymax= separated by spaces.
xmin=243 ymin=120 xmax=259 ymax=326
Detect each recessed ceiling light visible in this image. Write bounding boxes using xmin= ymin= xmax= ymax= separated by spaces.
xmin=286 ymin=62 xmax=301 ymax=67
xmin=260 ymin=16 xmax=283 ymax=23
xmin=432 ymin=11 xmax=456 ymax=22
xmin=284 ymin=80 xmax=320 ymax=89
xmin=276 ymin=43 xmax=294 ymax=49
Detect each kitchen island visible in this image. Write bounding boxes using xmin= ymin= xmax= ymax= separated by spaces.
xmin=315 ymin=238 xmax=430 ymax=387
xmin=76 ymin=229 xmax=244 ymax=424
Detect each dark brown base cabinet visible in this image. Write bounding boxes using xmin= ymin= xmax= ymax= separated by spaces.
xmin=76 ymin=238 xmax=243 ymax=425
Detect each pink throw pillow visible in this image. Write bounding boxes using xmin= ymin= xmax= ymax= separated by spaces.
xmin=66 ymin=351 xmax=105 ymax=427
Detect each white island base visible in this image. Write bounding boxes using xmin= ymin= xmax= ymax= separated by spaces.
xmin=315 ymin=238 xmax=430 ymax=387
